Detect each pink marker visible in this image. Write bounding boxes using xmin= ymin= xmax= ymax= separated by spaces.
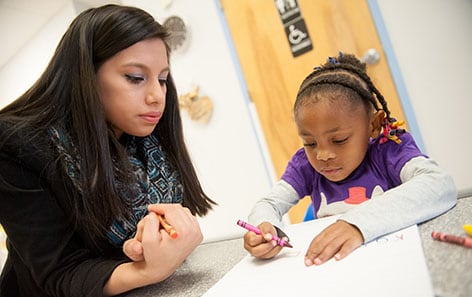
xmin=237 ymin=219 xmax=293 ymax=248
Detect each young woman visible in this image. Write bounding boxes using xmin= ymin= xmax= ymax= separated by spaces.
xmin=0 ymin=4 xmax=215 ymax=296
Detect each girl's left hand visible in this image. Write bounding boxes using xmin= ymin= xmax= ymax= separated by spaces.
xmin=304 ymin=220 xmax=364 ymax=266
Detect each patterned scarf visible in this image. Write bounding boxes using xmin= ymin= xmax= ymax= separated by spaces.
xmin=49 ymin=128 xmax=183 ymax=246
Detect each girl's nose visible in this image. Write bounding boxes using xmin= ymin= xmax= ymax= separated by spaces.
xmin=316 ymin=149 xmax=335 ymax=161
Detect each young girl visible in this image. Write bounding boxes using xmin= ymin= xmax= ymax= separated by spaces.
xmin=243 ymin=52 xmax=457 ymax=266
xmin=0 ymin=5 xmax=215 ymax=296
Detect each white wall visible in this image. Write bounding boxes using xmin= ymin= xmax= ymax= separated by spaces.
xmin=0 ymin=2 xmax=75 ymax=104
xmin=375 ymin=0 xmax=472 ymax=195
xmin=0 ymin=0 xmax=470 ymax=244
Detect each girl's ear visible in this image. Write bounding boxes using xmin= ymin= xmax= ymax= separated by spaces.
xmin=370 ymin=110 xmax=385 ymax=138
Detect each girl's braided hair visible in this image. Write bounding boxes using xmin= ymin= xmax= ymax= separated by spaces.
xmin=294 ymin=52 xmax=405 ymax=143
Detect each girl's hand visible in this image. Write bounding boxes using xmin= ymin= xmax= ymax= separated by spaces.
xmin=243 ymin=222 xmax=285 ymax=259
xmin=304 ymin=220 xmax=364 ymax=266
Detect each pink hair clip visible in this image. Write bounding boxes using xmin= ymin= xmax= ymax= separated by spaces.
xmin=380 ymin=118 xmax=405 ymax=144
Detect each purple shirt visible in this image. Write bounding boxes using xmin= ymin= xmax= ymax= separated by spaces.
xmin=281 ymin=133 xmax=426 ymax=218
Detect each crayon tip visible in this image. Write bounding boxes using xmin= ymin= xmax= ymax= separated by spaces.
xmin=284 ymin=242 xmax=293 ymax=248
xmin=169 ymin=230 xmax=178 ymax=239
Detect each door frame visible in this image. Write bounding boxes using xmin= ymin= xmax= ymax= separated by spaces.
xmin=367 ymin=0 xmax=425 ymax=151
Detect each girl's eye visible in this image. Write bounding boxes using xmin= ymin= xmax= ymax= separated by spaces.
xmin=333 ymin=137 xmax=348 ymax=144
xmin=303 ymin=142 xmax=316 ymax=147
xmin=125 ymin=74 xmax=145 ymax=84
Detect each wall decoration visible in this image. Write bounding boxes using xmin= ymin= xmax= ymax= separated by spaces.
xmin=163 ymin=15 xmax=191 ymax=53
xmin=178 ymin=86 xmax=213 ymax=124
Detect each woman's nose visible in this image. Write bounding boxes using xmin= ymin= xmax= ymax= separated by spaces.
xmin=146 ymin=80 xmax=165 ymax=105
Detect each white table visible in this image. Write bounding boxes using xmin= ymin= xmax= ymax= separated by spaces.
xmin=122 ymin=196 xmax=472 ymax=297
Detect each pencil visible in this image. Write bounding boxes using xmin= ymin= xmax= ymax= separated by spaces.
xmin=158 ymin=214 xmax=178 ymax=239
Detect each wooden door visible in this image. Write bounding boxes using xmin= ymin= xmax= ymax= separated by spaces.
xmin=220 ymin=0 xmax=407 ymax=223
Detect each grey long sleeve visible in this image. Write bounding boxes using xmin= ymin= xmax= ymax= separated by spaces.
xmin=340 ymin=156 xmax=457 ymax=243
xmin=248 ymin=156 xmax=457 ymax=243
xmin=248 ymin=180 xmax=299 ymax=228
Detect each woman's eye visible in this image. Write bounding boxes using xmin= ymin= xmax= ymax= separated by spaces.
xmin=158 ymin=77 xmax=168 ymax=86
xmin=125 ymin=74 xmax=145 ymax=84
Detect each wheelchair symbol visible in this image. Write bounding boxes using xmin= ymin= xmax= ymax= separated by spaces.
xmin=288 ymin=24 xmax=307 ymax=45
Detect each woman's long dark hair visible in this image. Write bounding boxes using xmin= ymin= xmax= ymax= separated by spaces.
xmin=0 ymin=4 xmax=215 ymax=247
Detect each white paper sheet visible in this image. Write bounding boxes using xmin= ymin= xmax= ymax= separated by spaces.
xmin=203 ymin=216 xmax=434 ymax=297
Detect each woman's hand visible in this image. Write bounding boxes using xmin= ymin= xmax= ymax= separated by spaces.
xmin=243 ymin=222 xmax=285 ymax=259
xmin=138 ymin=204 xmax=202 ymax=280
xmin=123 ymin=219 xmax=145 ymax=261
xmin=304 ymin=220 xmax=364 ymax=266
xmin=123 ymin=204 xmax=202 ymax=262
xmin=105 ymin=204 xmax=202 ymax=295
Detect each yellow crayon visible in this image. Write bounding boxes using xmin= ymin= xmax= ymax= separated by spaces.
xmin=463 ymin=225 xmax=472 ymax=237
